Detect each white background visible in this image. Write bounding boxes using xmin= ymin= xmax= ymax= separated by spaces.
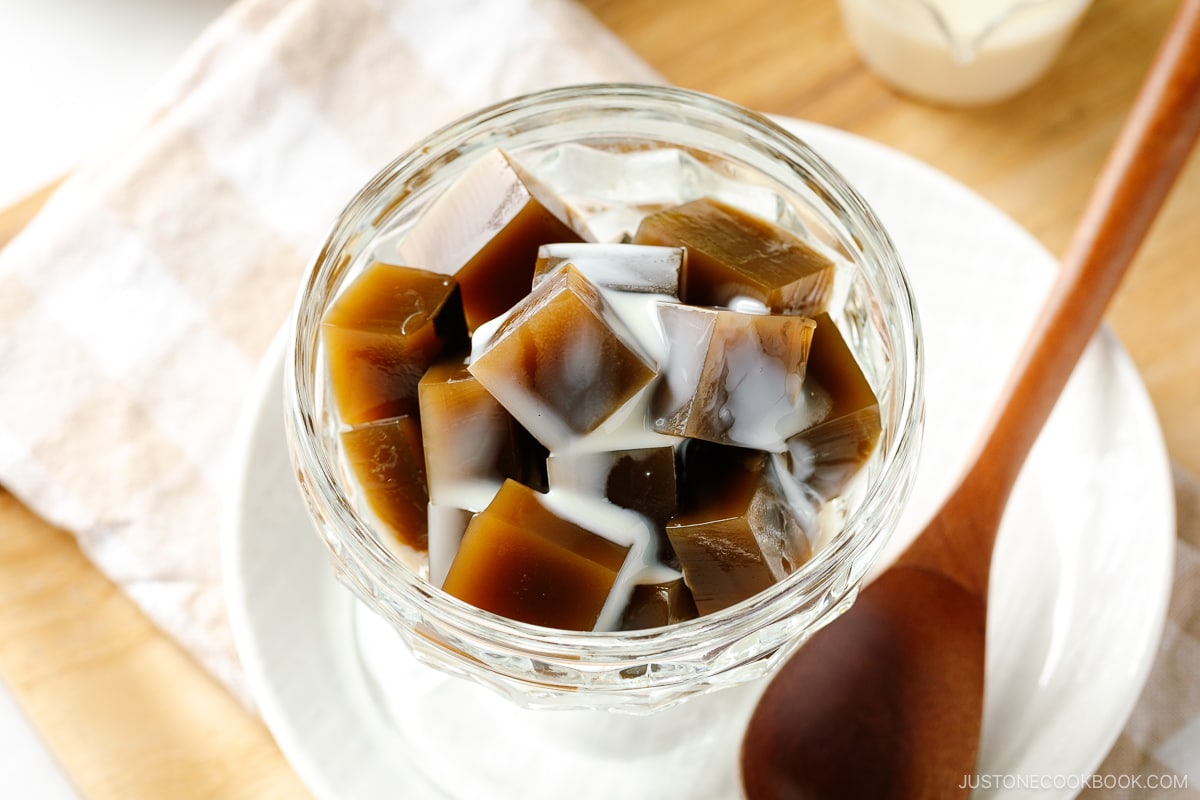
xmin=0 ymin=0 xmax=231 ymax=209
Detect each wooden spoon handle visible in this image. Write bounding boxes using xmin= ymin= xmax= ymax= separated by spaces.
xmin=906 ymin=0 xmax=1200 ymax=593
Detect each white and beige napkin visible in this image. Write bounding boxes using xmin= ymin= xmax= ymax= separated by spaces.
xmin=0 ymin=0 xmax=659 ymax=699
xmin=0 ymin=0 xmax=1196 ymax=795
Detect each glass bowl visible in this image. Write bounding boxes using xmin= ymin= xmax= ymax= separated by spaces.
xmin=285 ymin=83 xmax=923 ymax=713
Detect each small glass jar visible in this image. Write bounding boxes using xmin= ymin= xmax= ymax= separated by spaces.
xmin=838 ymin=0 xmax=1093 ymax=106
xmin=286 ymin=83 xmax=923 ymax=713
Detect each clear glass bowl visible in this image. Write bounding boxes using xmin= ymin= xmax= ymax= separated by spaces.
xmin=285 ymin=83 xmax=924 ymax=712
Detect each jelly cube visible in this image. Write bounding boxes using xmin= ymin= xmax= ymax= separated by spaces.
xmin=469 ymin=266 xmax=656 ymax=450
xmin=546 ymin=446 xmax=677 ymax=526
xmin=547 ymin=446 xmax=678 ymax=565
xmin=418 ymin=359 xmax=548 ymax=511
xmin=664 ymin=524 xmax=772 ymax=617
xmin=442 ymin=480 xmax=631 ymax=631
xmin=396 ymin=149 xmax=584 ymax=331
xmin=652 ymin=304 xmax=816 ymax=451
xmin=531 ymin=243 xmax=683 ymax=367
xmin=531 ymin=242 xmax=683 ymax=296
xmin=783 ymin=312 xmax=882 ymax=499
xmin=667 ymin=441 xmax=813 ymax=615
xmin=322 ymin=263 xmax=467 ymax=425
xmin=633 ymin=197 xmax=834 ymax=314
xmin=340 ymin=415 xmax=429 ymax=552
xmin=618 ymin=578 xmax=699 ymax=630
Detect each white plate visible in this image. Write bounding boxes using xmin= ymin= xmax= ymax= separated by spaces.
xmin=223 ymin=119 xmax=1175 ymax=800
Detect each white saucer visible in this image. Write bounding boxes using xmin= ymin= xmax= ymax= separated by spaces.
xmin=223 ymin=119 xmax=1175 ymax=800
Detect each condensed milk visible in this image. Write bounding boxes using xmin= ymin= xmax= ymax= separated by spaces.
xmin=838 ymin=0 xmax=1093 ymax=105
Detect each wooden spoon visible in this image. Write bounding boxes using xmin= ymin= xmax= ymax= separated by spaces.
xmin=740 ymin=1 xmax=1200 ymax=797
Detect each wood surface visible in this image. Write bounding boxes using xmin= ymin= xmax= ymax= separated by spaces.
xmin=744 ymin=5 xmax=1200 ymax=794
xmin=0 ymin=0 xmax=1196 ymax=797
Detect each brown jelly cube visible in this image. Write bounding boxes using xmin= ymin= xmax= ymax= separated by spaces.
xmin=531 ymin=243 xmax=683 ymax=297
xmin=442 ymin=480 xmax=630 ymax=630
xmin=652 ymin=304 xmax=815 ymax=450
xmin=667 ymin=441 xmax=813 ymax=615
xmin=633 ymin=197 xmax=834 ymax=314
xmin=618 ymin=578 xmax=699 ymax=630
xmin=418 ymin=359 xmax=548 ymax=511
xmin=469 ymin=266 xmax=656 ymax=450
xmin=322 ymin=263 xmax=467 ymax=425
xmin=546 ymin=446 xmax=677 ymax=527
xmin=340 ymin=415 xmax=429 ymax=552
xmin=547 ymin=446 xmax=678 ymax=567
xmin=666 ymin=519 xmax=775 ymax=617
xmin=783 ymin=312 xmax=882 ymax=499
xmin=532 ymin=244 xmax=683 ymax=370
xmin=396 ymin=149 xmax=584 ymax=331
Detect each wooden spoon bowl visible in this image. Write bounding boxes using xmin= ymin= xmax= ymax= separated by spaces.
xmin=741 ymin=1 xmax=1200 ymax=796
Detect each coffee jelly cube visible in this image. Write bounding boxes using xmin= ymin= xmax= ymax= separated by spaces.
xmin=322 ymin=263 xmax=467 ymax=425
xmin=618 ymin=578 xmax=699 ymax=630
xmin=633 ymin=197 xmax=834 ymax=315
xmin=667 ymin=441 xmax=813 ymax=615
xmin=546 ymin=446 xmax=677 ymax=526
xmin=531 ymin=243 xmax=683 ymax=297
xmin=531 ymin=244 xmax=683 ymax=365
xmin=340 ymin=415 xmax=429 ymax=552
xmin=782 ymin=312 xmax=882 ymax=499
xmin=418 ymin=359 xmax=548 ymax=511
xmin=547 ymin=446 xmax=678 ymax=565
xmin=652 ymin=304 xmax=816 ymax=451
xmin=442 ymin=480 xmax=631 ymax=631
xmin=469 ymin=266 xmax=656 ymax=450
xmin=396 ymin=148 xmax=584 ymax=331
xmin=533 ymin=244 xmax=688 ymax=370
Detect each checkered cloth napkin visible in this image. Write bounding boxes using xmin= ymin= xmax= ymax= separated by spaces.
xmin=0 ymin=0 xmax=1196 ymax=794
xmin=0 ymin=0 xmax=659 ymax=698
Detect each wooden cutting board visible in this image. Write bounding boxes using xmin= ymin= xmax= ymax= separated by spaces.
xmin=0 ymin=0 xmax=1197 ymax=797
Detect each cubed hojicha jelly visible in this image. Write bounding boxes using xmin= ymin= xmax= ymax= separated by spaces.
xmin=633 ymin=196 xmax=835 ymax=315
xmin=618 ymin=578 xmax=699 ymax=630
xmin=667 ymin=440 xmax=814 ymax=615
xmin=442 ymin=480 xmax=631 ymax=630
xmin=320 ymin=146 xmax=881 ymax=632
xmin=531 ymin=243 xmax=684 ymax=370
xmin=418 ymin=358 xmax=548 ymax=512
xmin=652 ymin=304 xmax=816 ymax=451
xmin=340 ymin=415 xmax=429 ymax=553
xmin=666 ymin=520 xmax=774 ymax=617
xmin=781 ymin=312 xmax=882 ymax=499
xmin=532 ymin=242 xmax=683 ymax=296
xmin=468 ymin=265 xmax=656 ymax=450
xmin=322 ymin=263 xmax=468 ymax=425
xmin=547 ymin=446 xmax=678 ymax=567
xmin=547 ymin=446 xmax=677 ymax=526
xmin=396 ymin=149 xmax=584 ymax=332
